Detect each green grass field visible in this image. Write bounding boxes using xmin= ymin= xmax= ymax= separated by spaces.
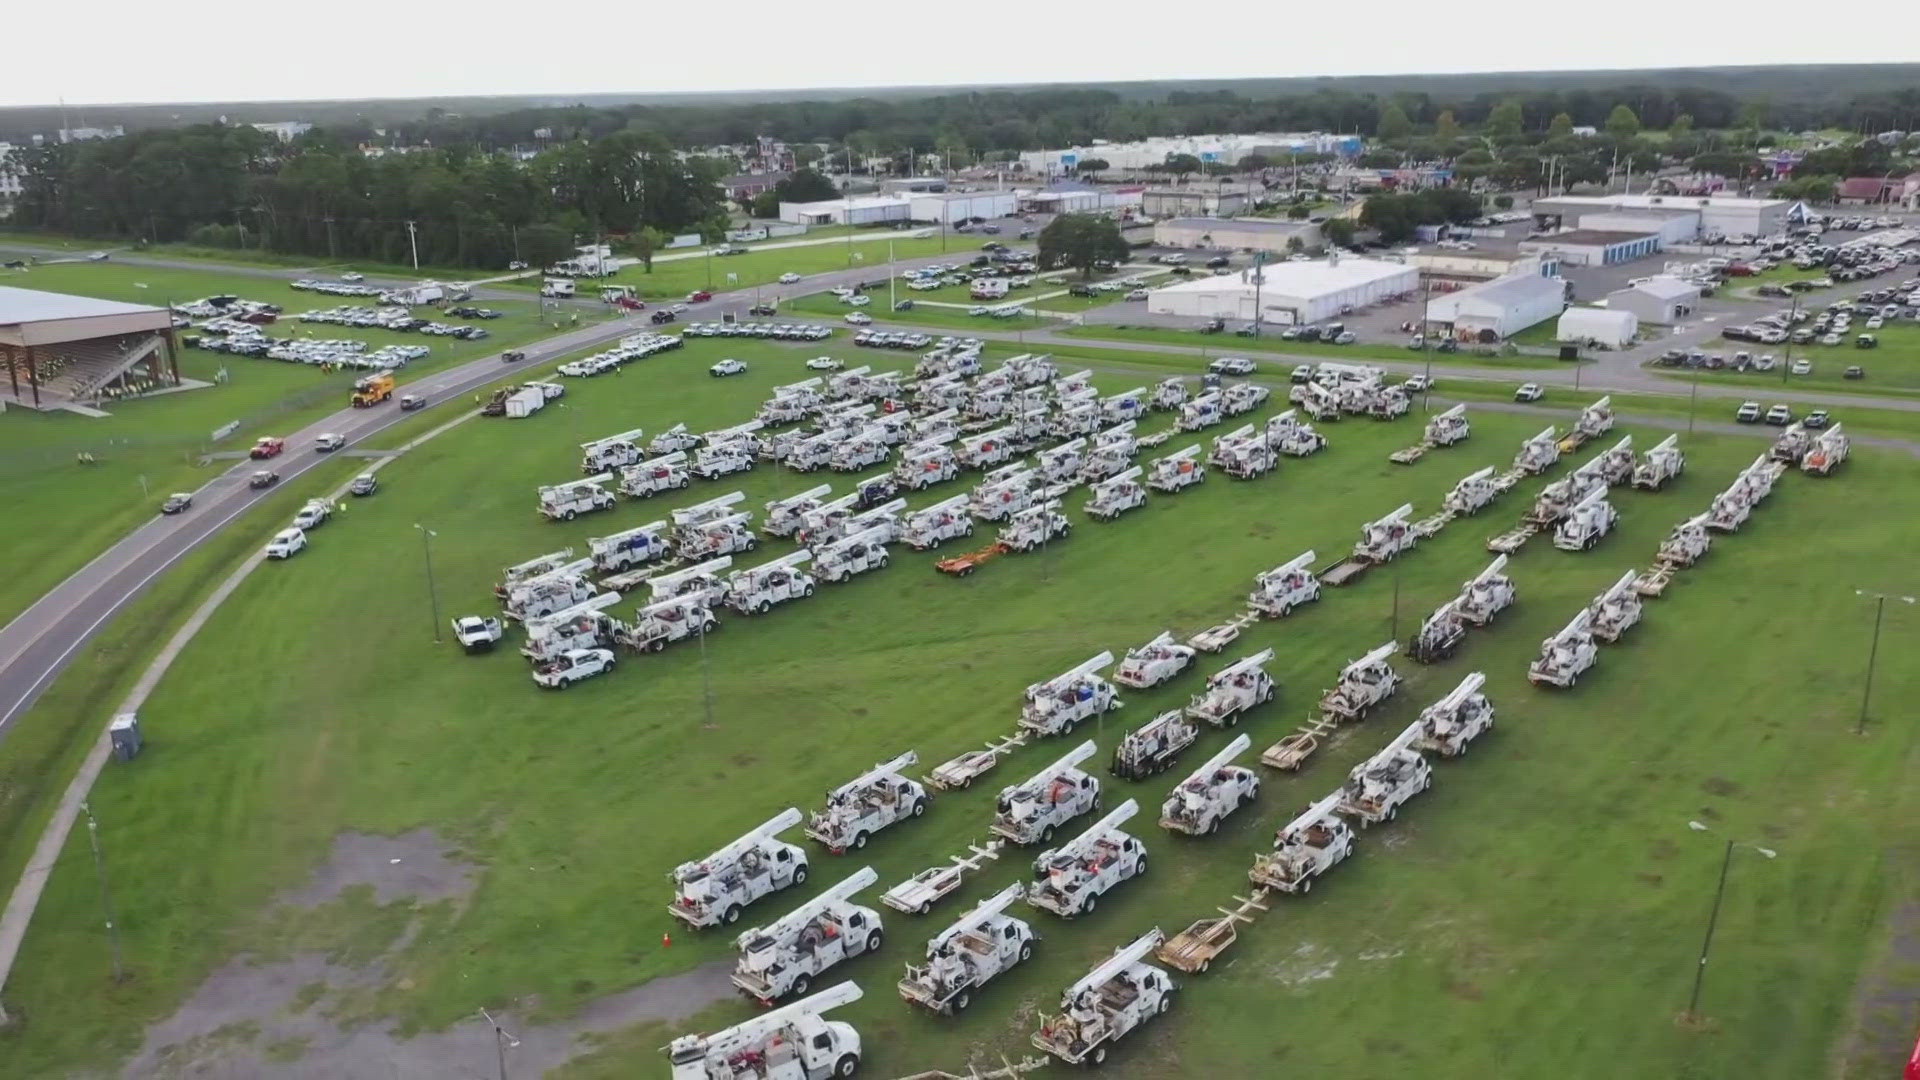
xmin=0 ymin=261 xmax=602 ymax=625
xmin=785 ymin=290 xmax=1052 ymax=332
xmin=1644 ymin=322 xmax=1920 ymax=396
xmin=515 ymin=233 xmax=980 ymax=302
xmin=6 ymin=334 xmax=1916 ymax=1078
xmin=1059 ymin=324 xmax=1561 ymax=369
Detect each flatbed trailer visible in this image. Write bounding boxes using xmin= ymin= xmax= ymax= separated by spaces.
xmin=1486 ymin=522 xmax=1541 ymax=554
xmin=1155 ymin=890 xmax=1269 ymax=975
xmin=925 ymin=734 xmax=1030 ymax=791
xmin=1188 ymin=610 xmax=1257 ymax=652
xmin=1388 ymin=440 xmax=1433 ymax=465
xmin=882 ymin=841 xmax=1003 ymax=915
xmin=1259 ymin=715 xmax=1338 ymax=771
xmin=936 ymin=542 xmax=1010 ymax=577
xmin=1319 ymin=557 xmax=1373 ymax=587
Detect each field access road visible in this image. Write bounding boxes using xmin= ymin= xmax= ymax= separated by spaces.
xmin=0 ymin=247 xmax=985 ymax=740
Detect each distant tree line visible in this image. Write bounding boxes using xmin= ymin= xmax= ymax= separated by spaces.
xmin=3 ymin=126 xmax=733 ymax=270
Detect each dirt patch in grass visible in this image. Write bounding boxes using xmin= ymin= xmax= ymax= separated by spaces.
xmin=124 ymin=830 xmax=735 ymax=1078
xmin=1700 ymin=777 xmax=1742 ymax=797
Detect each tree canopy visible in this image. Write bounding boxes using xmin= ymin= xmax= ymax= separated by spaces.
xmin=1038 ymin=213 xmax=1129 ymax=279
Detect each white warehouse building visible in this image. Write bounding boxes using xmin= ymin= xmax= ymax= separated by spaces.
xmin=908 ymin=190 xmax=1018 ymax=223
xmin=1425 ymin=272 xmax=1567 ymax=341
xmin=1531 ymin=194 xmax=1792 ymax=241
xmin=778 ymin=194 xmax=911 ymax=226
xmin=1147 ymin=255 xmax=1417 ymax=326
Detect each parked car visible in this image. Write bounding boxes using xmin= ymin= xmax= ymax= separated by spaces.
xmin=160 ymin=493 xmax=193 ymax=515
xmin=710 ymin=359 xmax=748 ymax=377
xmin=846 ymin=312 xmax=873 ymax=325
xmin=806 ymin=356 xmax=844 ymax=371
xmin=1803 ymin=409 xmax=1831 ymax=429
xmin=1764 ymin=404 xmax=1793 ymax=425
xmin=778 ymin=273 xmax=801 ymax=284
xmin=1208 ymin=357 xmax=1256 ymax=376
xmin=1734 ymin=401 xmax=1761 ymax=423
xmin=264 ymin=528 xmax=307 ymax=559
xmin=1404 ymin=374 xmax=1432 ymax=392
xmin=748 ymin=303 xmax=777 ymax=316
xmin=1514 ymin=383 xmax=1544 ymax=402
xmin=1790 ymin=359 xmax=1813 ymax=375
xmin=349 ymin=474 xmax=379 ymax=496
xmin=1289 ymin=364 xmax=1315 ymax=384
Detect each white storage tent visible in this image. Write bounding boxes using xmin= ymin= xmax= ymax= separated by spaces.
xmin=1146 ymin=256 xmax=1417 ymax=326
xmin=1556 ymin=306 xmax=1639 ymax=348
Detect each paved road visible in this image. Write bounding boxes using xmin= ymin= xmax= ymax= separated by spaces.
xmin=0 ymin=246 xmax=997 ymax=739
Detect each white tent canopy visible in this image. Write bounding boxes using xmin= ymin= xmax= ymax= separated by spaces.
xmin=1555 ymin=306 xmax=1638 ymax=348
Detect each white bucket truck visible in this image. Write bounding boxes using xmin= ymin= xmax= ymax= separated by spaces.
xmin=579 ymin=428 xmax=647 ymax=473
xmin=727 ymin=551 xmax=816 ymax=615
xmin=902 ymin=494 xmax=973 ymax=550
xmin=1527 ymin=609 xmax=1598 ymax=688
xmin=538 ymin=473 xmax=617 ymax=521
xmin=621 ymin=592 xmax=719 ymax=653
xmin=1113 ymin=631 xmax=1195 ymax=690
xmin=1337 ymin=721 xmax=1433 ymax=827
xmin=893 ymin=439 xmax=958 ymax=490
xmin=668 ymin=808 xmax=810 ymax=928
xmin=814 ymin=525 xmax=892 ymax=584
xmin=1158 ymin=733 xmax=1259 ymax=836
xmin=1031 ymin=930 xmax=1173 ymax=1067
xmin=1248 ymin=551 xmax=1320 ymax=618
xmin=1184 ymin=649 xmax=1276 ymax=727
xmin=618 ymin=451 xmax=689 ymax=499
xmin=1027 ymin=800 xmax=1147 ymax=918
xmin=1019 ymin=652 xmax=1121 ymax=737
xmin=1084 ymin=466 xmax=1146 ymax=521
xmin=1146 ymin=443 xmax=1205 ymax=492
xmin=521 ymin=593 xmax=623 ymax=663
xmin=1412 ymin=672 xmax=1494 ymax=758
xmin=587 ymin=521 xmax=671 ymax=572
xmin=1444 ymin=466 xmax=1501 ymax=515
xmin=997 ymin=500 xmax=1070 ymax=553
xmin=1248 ymin=790 xmax=1354 ymax=894
xmin=764 ymin=484 xmax=834 ymax=538
xmin=666 ymin=982 xmax=862 ymax=1080
xmin=1587 ymin=569 xmax=1643 ymax=643
xmin=648 ymin=555 xmax=733 ymax=609
xmin=731 ymin=867 xmax=884 ymax=1006
xmin=805 ymin=752 xmax=930 ymax=853
xmin=992 ymin=740 xmax=1101 ymax=846
xmin=1552 ymin=485 xmax=1618 ymax=551
xmin=897 ymin=882 xmax=1037 ymax=1014
xmin=969 ymin=464 xmax=1038 ymax=522
xmin=1265 ymin=409 xmax=1327 ymax=457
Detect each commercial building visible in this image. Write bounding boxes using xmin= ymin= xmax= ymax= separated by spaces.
xmin=1411 ymin=250 xmax=1559 ymax=285
xmin=908 ymin=190 xmax=1018 ymax=223
xmin=1518 ymin=229 xmax=1662 ymax=267
xmin=1530 ymin=194 xmax=1791 ymax=241
xmin=1424 ymin=272 xmax=1567 ymax=341
xmin=1017 ymin=132 xmax=1360 ymax=176
xmin=1605 ymin=277 xmax=1700 ymax=325
xmin=1556 ymin=307 xmax=1639 ymax=348
xmin=1 ymin=286 xmax=178 ymax=409
xmin=1146 ymin=255 xmax=1417 ymax=326
xmin=721 ymin=172 xmax=788 ymax=200
xmin=1152 ymin=217 xmax=1322 ymax=255
xmin=778 ymin=194 xmax=911 ymax=226
xmin=1141 ymin=189 xmax=1250 ymax=219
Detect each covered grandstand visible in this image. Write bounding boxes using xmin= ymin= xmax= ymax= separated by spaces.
xmin=1 ymin=286 xmax=178 ymax=410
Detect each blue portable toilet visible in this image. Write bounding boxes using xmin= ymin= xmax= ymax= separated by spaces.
xmin=109 ymin=713 xmax=143 ymax=761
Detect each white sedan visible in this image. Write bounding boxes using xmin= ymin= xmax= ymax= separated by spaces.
xmin=845 ymin=312 xmax=873 ymax=326
xmin=845 ymin=294 xmax=871 ymax=307
xmin=709 ymin=359 xmax=749 ymax=377
xmin=778 ymin=272 xmax=801 ymax=284
xmin=806 ymin=356 xmax=845 ymax=370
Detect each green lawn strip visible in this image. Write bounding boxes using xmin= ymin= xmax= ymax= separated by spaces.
xmin=1429 ymin=380 xmax=1920 ymax=442
xmin=4 ymin=336 xmax=1914 ymax=1077
xmin=784 ymin=291 xmax=1049 ymax=332
xmin=499 ymin=234 xmax=976 ymax=302
xmin=1058 ymin=324 xmax=1560 ymax=368
xmin=0 ymin=262 xmax=611 ymax=623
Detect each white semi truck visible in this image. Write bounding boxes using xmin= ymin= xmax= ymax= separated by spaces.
xmin=1158 ymin=733 xmax=1259 ymax=836
xmin=669 ymin=808 xmax=810 ymax=928
xmin=897 ymin=882 xmax=1038 ymax=1015
xmin=731 ymin=867 xmax=884 ymax=1005
xmin=1027 ymin=799 xmax=1147 ymax=918
xmin=992 ymin=740 xmax=1101 ymax=846
xmin=805 ymin=752 xmax=929 ymax=853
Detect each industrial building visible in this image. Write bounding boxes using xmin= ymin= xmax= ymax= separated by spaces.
xmin=1518 ymin=229 xmax=1662 ymax=267
xmin=881 ymin=176 xmax=950 ymax=195
xmin=1146 ymin=255 xmax=1416 ymax=326
xmin=1017 ymin=132 xmax=1360 ymax=175
xmin=1140 ymin=188 xmax=1250 ymax=219
xmin=1529 ymin=194 xmax=1792 ymax=241
xmin=1152 ymin=217 xmax=1322 ymax=255
xmin=2 ymin=286 xmax=178 ymax=409
xmin=778 ymin=194 xmax=911 ymax=226
xmin=1424 ymin=272 xmax=1567 ymax=341
xmin=1605 ymin=278 xmax=1699 ymax=325
xmin=1411 ymin=250 xmax=1560 ymax=286
xmin=908 ymin=190 xmax=1019 ymax=223
xmin=1556 ymin=307 xmax=1639 ymax=348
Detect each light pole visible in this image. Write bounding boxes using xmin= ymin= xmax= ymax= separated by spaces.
xmin=1682 ymin=821 xmax=1777 ymax=1024
xmin=1687 ymin=365 xmax=1700 ymax=434
xmin=479 ymin=1009 xmax=520 ymax=1080
xmin=1852 ymin=589 xmax=1914 ymax=735
xmin=80 ymin=802 xmax=125 ymax=983
xmin=1780 ymin=295 xmax=1799 ymax=385
xmin=696 ymin=616 xmax=717 ymax=730
xmin=415 ymin=524 xmax=442 ymax=643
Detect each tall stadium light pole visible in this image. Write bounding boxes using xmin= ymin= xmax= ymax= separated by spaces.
xmin=80 ymin=802 xmax=125 ymax=983
xmin=1852 ymin=590 xmax=1914 ymax=735
xmin=415 ymin=525 xmax=442 ymax=643
xmin=1682 ymin=821 xmax=1776 ymax=1023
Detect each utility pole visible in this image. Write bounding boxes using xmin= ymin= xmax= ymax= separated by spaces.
xmin=1249 ymin=252 xmax=1267 ymax=338
xmin=1780 ymin=295 xmax=1799 ymax=385
xmin=416 ymin=525 xmax=442 ymax=643
xmin=697 ymin=617 xmax=717 ymax=730
xmin=324 ymin=215 xmax=337 ymax=260
xmin=80 ymin=802 xmax=125 ymax=983
xmin=1853 ymin=590 xmax=1914 ymax=735
xmin=406 ymin=220 xmax=420 ymax=271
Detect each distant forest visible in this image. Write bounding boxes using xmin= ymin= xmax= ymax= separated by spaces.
xmin=3 ymin=64 xmax=1917 ymax=151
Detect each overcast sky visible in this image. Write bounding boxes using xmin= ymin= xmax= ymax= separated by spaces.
xmin=5 ymin=0 xmax=1913 ymax=109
